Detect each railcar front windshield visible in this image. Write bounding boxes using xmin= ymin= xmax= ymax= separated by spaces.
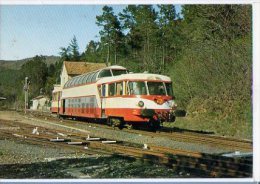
xmin=165 ymin=82 xmax=173 ymax=96
xmin=128 ymin=81 xmax=147 ymax=95
xmin=147 ymin=82 xmax=166 ymax=95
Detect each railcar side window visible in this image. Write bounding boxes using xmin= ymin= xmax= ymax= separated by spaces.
xmin=102 ymin=84 xmax=106 ymax=97
xmin=108 ymin=83 xmax=116 ymax=96
xmin=128 ymin=81 xmax=147 ymax=95
xmin=147 ymin=82 xmax=166 ymax=95
xmin=98 ymin=86 xmax=101 ymax=96
xmin=116 ymin=82 xmax=123 ymax=96
xmin=98 ymin=70 xmax=112 ymax=78
xmin=165 ymin=83 xmax=173 ymax=96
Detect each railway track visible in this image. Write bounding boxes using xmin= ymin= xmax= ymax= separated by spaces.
xmin=128 ymin=128 xmax=252 ymax=152
xmin=0 ymin=118 xmax=252 ymax=177
xmin=28 ymin=111 xmax=252 ymax=152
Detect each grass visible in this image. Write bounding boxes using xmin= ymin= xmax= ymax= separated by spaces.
xmin=163 ymin=114 xmax=252 ymax=140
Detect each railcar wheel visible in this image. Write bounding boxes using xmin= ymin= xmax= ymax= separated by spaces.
xmin=107 ymin=117 xmax=112 ymax=126
xmin=107 ymin=117 xmax=124 ymax=129
xmin=57 ymin=114 xmax=64 ymax=119
xmin=126 ymin=124 xmax=133 ymax=130
xmin=149 ymin=120 xmax=161 ymax=131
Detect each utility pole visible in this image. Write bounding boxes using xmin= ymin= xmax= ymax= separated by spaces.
xmin=23 ymin=77 xmax=29 ymax=114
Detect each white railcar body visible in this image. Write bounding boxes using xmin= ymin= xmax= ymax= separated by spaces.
xmin=51 ymin=66 xmax=176 ymax=127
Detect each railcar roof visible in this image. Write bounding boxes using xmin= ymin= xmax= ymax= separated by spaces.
xmin=63 ymin=65 xmax=127 ymax=88
xmin=103 ymin=65 xmax=126 ymax=70
xmin=96 ymin=73 xmax=171 ymax=84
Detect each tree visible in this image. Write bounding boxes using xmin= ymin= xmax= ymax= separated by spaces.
xmin=59 ymin=36 xmax=81 ymax=62
xmin=84 ymin=40 xmax=100 ymax=62
xmin=69 ymin=35 xmax=80 ymax=61
xmin=20 ymin=55 xmax=48 ymax=98
xmin=119 ymin=5 xmax=159 ymax=72
xmin=181 ymin=5 xmax=251 ymax=44
xmin=96 ymin=6 xmax=123 ymax=65
xmin=59 ymin=46 xmax=71 ymax=61
xmin=168 ymin=5 xmax=252 ymax=136
xmin=157 ymin=5 xmax=180 ymax=72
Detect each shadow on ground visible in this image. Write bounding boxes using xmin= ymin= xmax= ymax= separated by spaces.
xmin=0 ymin=154 xmax=194 ymax=179
xmin=162 ymin=126 xmax=215 ymax=134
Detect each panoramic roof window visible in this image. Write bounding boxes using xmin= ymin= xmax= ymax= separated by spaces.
xmin=87 ymin=73 xmax=94 ymax=83
xmin=82 ymin=74 xmax=90 ymax=84
xmin=67 ymin=79 xmax=73 ymax=87
xmin=98 ymin=69 xmax=112 ymax=78
xmin=70 ymin=79 xmax=75 ymax=86
xmin=75 ymin=77 xmax=81 ymax=85
xmin=71 ymin=77 xmax=78 ymax=86
xmin=91 ymin=71 xmax=99 ymax=83
xmin=112 ymin=69 xmax=128 ymax=76
xmin=77 ymin=76 xmax=84 ymax=85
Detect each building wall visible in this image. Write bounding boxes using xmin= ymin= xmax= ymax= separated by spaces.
xmin=31 ymin=100 xmax=38 ymax=110
xmin=31 ymin=97 xmax=50 ymax=111
xmin=60 ymin=64 xmax=69 ymax=87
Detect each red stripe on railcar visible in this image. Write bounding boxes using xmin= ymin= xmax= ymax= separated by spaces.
xmin=102 ymin=95 xmax=173 ymax=101
xmin=60 ymin=107 xmax=101 ymax=118
xmin=56 ymin=106 xmax=170 ymax=123
xmin=105 ymin=108 xmax=171 ymax=122
xmin=51 ymin=107 xmax=59 ymax=113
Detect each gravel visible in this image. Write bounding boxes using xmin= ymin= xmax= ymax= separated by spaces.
xmin=0 ymin=136 xmax=197 ymax=178
xmin=0 ymin=139 xmax=90 ymax=165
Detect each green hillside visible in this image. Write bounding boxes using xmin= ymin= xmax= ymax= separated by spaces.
xmin=0 ymin=55 xmax=60 ymax=70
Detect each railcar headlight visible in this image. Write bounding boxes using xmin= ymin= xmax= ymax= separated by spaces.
xmin=138 ymin=101 xmax=144 ymax=107
xmin=171 ymin=103 xmax=177 ymax=110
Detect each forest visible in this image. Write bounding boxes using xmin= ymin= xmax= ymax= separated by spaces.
xmin=0 ymin=5 xmax=252 ymax=138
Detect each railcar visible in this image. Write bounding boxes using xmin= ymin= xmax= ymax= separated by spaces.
xmin=51 ymin=65 xmax=177 ymax=129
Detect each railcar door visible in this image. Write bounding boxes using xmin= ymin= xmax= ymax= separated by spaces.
xmin=60 ymin=99 xmax=65 ymax=114
xmin=100 ymin=84 xmax=107 ymax=118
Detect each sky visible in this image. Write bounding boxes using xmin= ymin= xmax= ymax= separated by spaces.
xmin=0 ymin=5 xmax=181 ymax=60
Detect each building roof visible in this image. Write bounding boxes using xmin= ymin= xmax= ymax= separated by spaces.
xmin=64 ymin=61 xmax=107 ymax=75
